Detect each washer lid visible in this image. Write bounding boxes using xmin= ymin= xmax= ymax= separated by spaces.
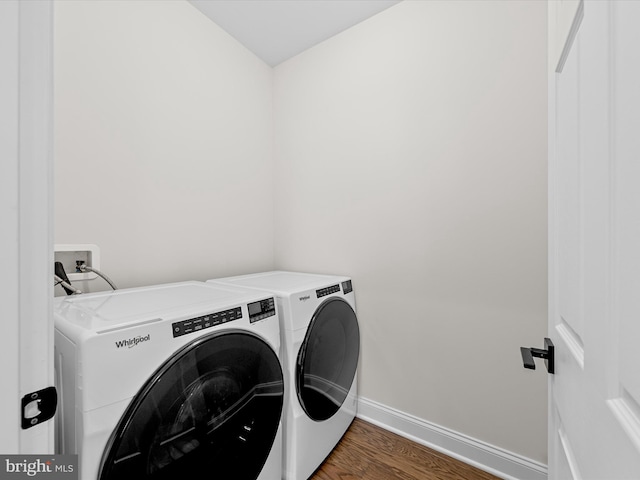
xmin=53 ymin=282 xmax=262 ymax=333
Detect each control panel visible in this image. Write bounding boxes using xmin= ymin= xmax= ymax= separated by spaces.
xmin=247 ymin=297 xmax=276 ymax=323
xmin=342 ymin=280 xmax=353 ymax=294
xmin=316 ymin=284 xmax=340 ymax=298
xmin=172 ymin=306 xmax=242 ymax=338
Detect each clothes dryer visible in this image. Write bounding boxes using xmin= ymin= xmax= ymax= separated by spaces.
xmin=54 ymin=281 xmax=284 ymax=480
xmin=208 ymin=271 xmax=359 ymax=480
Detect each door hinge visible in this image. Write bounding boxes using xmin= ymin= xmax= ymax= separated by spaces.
xmin=21 ymin=386 xmax=57 ymax=429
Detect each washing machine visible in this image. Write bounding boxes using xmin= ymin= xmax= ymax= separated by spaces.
xmin=208 ymin=271 xmax=360 ymax=480
xmin=54 ymin=281 xmax=284 ymax=480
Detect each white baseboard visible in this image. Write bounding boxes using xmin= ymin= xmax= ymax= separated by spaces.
xmin=356 ymin=397 xmax=548 ymax=480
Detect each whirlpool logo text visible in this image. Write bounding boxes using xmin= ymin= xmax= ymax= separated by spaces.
xmin=114 ymin=334 xmax=151 ymax=349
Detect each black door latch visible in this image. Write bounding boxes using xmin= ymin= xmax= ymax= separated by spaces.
xmin=21 ymin=386 xmax=57 ymax=429
xmin=520 ymin=338 xmax=554 ymax=374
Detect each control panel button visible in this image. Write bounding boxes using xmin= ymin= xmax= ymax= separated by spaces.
xmin=172 ymin=306 xmax=243 ymax=338
xmin=316 ymin=284 xmax=340 ymax=298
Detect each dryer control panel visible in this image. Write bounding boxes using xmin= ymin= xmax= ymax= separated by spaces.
xmin=247 ymin=297 xmax=276 ymax=323
xmin=316 ymin=284 xmax=340 ymax=298
xmin=172 ymin=306 xmax=242 ymax=338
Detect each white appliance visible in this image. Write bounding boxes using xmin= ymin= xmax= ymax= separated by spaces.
xmin=54 ymin=281 xmax=284 ymax=480
xmin=208 ymin=271 xmax=360 ymax=480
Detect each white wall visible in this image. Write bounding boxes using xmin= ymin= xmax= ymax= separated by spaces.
xmin=54 ymin=0 xmax=274 ymax=292
xmin=274 ymin=0 xmax=548 ymax=463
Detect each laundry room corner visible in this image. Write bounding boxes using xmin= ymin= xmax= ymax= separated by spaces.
xmin=51 ymin=0 xmax=549 ymax=477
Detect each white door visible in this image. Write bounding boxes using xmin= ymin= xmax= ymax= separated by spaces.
xmin=0 ymin=0 xmax=55 ymax=454
xmin=548 ymin=0 xmax=640 ymax=478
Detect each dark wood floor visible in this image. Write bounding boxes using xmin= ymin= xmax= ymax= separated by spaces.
xmin=311 ymin=419 xmax=501 ymax=480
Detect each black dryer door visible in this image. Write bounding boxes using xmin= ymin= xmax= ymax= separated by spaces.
xmin=297 ymin=297 xmax=360 ymax=421
xmin=99 ymin=330 xmax=283 ymax=480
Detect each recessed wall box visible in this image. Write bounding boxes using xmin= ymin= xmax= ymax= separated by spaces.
xmin=54 ymin=244 xmax=100 ymax=281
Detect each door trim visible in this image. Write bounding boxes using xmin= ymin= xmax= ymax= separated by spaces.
xmin=0 ymin=0 xmax=54 ymax=454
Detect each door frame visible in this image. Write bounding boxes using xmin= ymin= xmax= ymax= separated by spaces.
xmin=0 ymin=0 xmax=54 ymax=454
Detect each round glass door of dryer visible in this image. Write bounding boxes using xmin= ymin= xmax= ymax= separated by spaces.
xmin=98 ymin=331 xmax=284 ymax=480
xmin=296 ymin=297 xmax=360 ymax=421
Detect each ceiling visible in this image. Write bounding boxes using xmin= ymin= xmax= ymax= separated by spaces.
xmin=188 ymin=0 xmax=402 ymax=67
